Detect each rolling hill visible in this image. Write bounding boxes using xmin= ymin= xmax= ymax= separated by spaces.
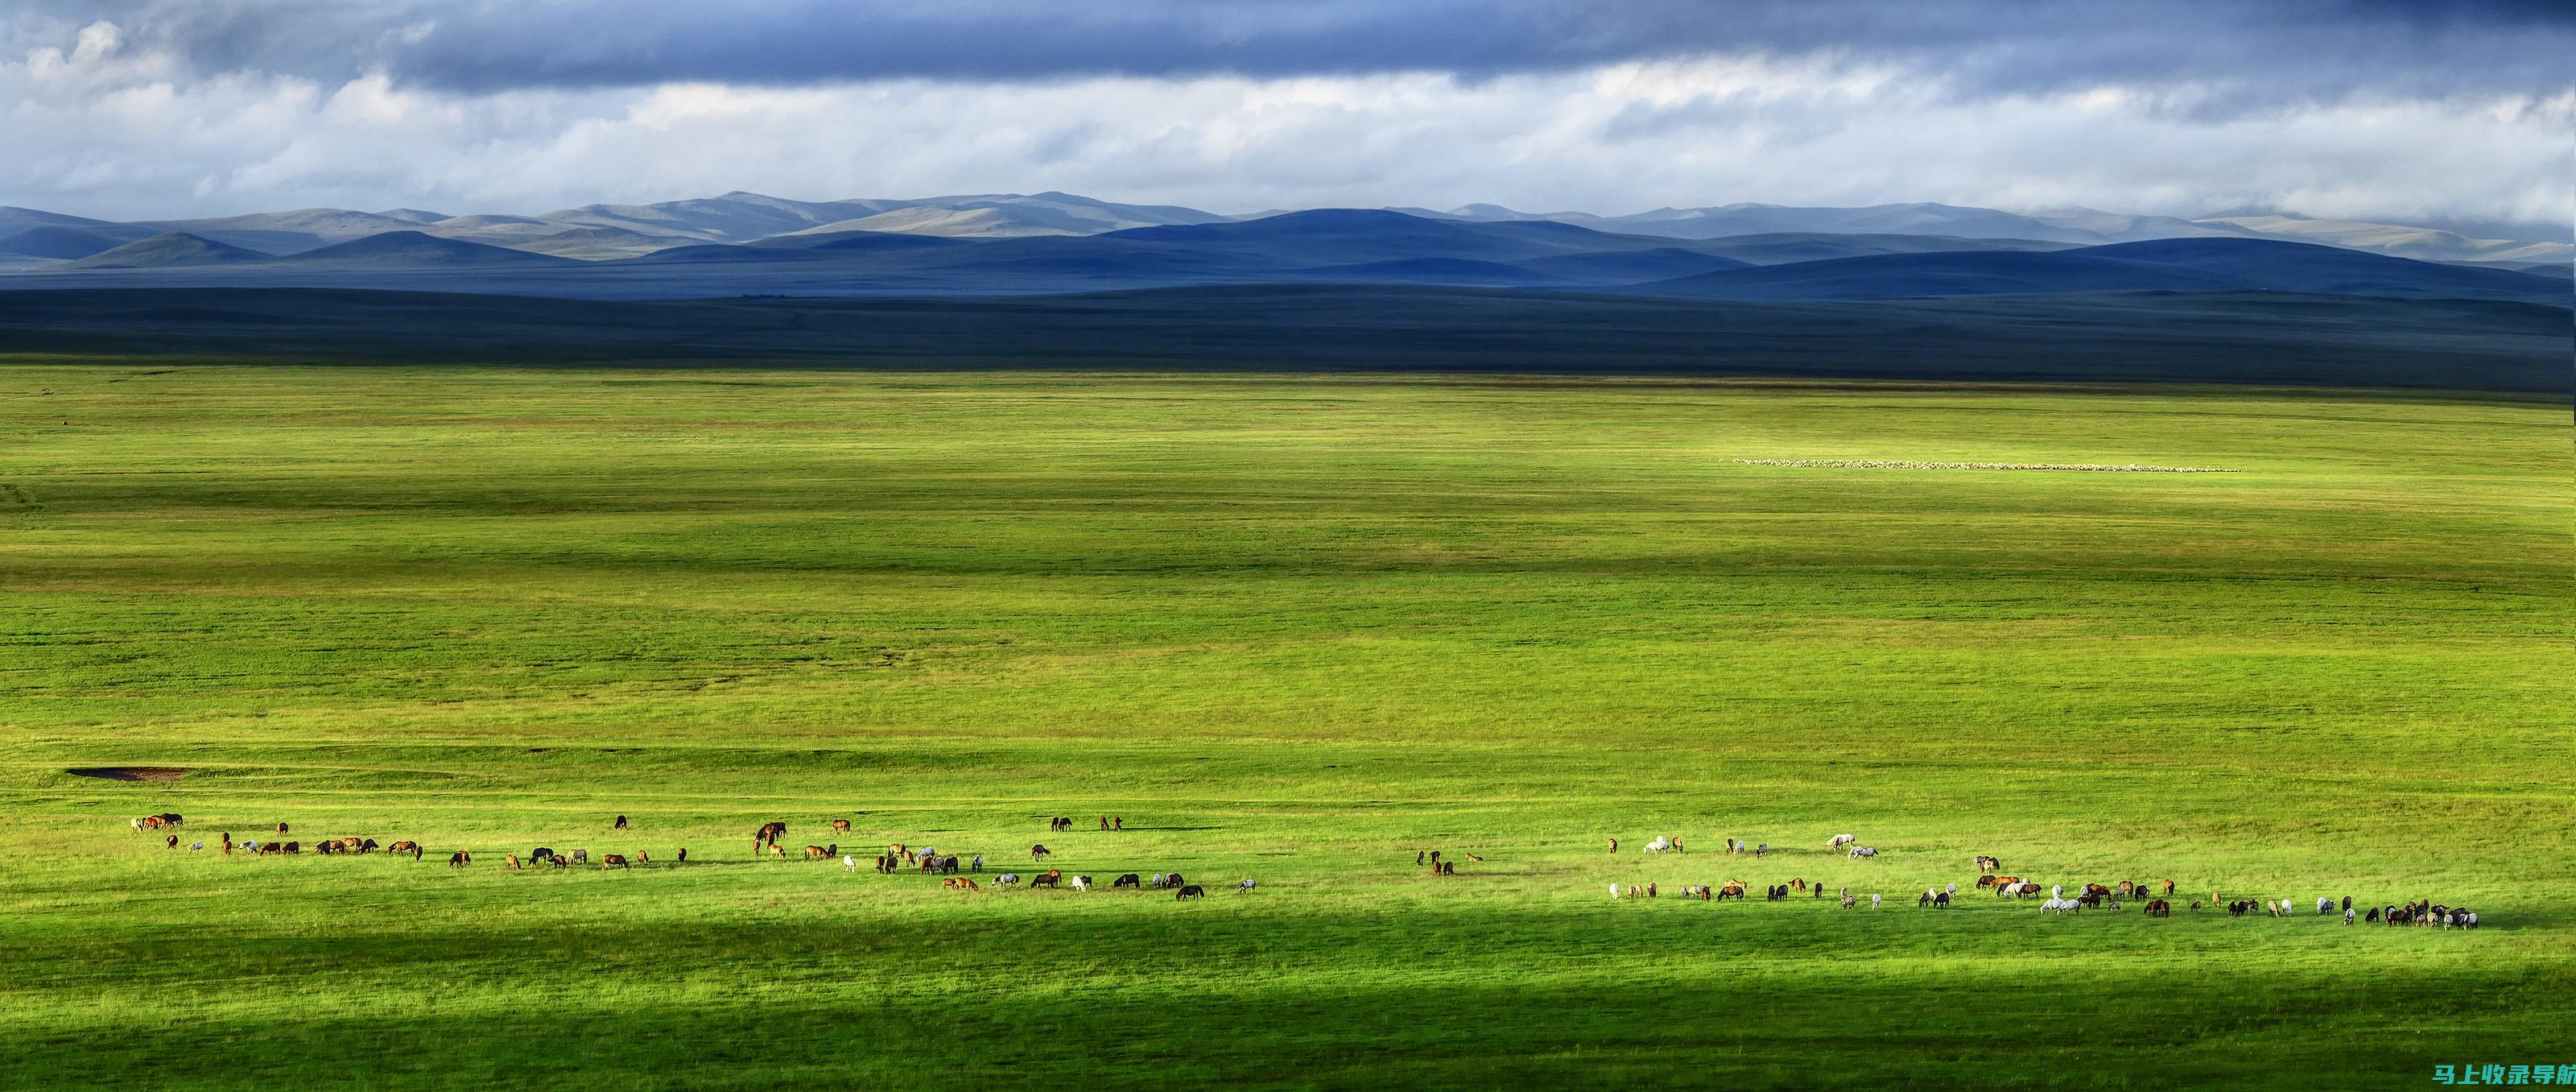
xmin=1629 ymin=250 xmax=2260 ymax=300
xmin=142 ymin=209 xmax=435 ymax=254
xmin=266 ymin=231 xmax=585 ymax=268
xmin=2195 ymin=213 xmax=2576 ymax=265
xmin=2075 ymin=238 xmax=2568 ymax=301
xmin=1628 ymin=238 xmax=2566 ymax=304
xmin=64 ymin=233 xmax=271 ymax=269
xmin=0 ymin=225 xmax=126 ymax=260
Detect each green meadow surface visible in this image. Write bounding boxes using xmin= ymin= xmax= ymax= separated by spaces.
xmin=2 ymin=363 xmax=2570 ymax=1090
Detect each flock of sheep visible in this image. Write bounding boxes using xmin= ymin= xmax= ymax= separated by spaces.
xmin=1608 ymin=832 xmax=2483 ymax=928
xmin=128 ymin=813 xmax=2484 ymax=929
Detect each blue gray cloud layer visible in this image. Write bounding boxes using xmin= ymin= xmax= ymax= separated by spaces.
xmin=2 ymin=1 xmax=2568 ymax=230
xmin=22 ymin=0 xmax=2572 ymax=101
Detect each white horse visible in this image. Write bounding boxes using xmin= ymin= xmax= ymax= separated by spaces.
xmin=1847 ymin=846 xmax=1877 ymax=859
xmin=1644 ymin=836 xmax=1673 ymax=854
xmin=2279 ymin=899 xmax=2294 ymax=916
xmin=1071 ymin=875 xmax=1090 ymax=892
xmin=842 ymin=854 xmax=858 ymax=871
xmin=2317 ymin=897 xmax=2334 ymax=915
xmin=1870 ymin=893 xmax=1882 ymax=908
xmin=1238 ymin=879 xmax=1257 ymax=893
xmin=995 ymin=873 xmax=1021 ymax=886
xmin=1609 ymin=883 xmax=1620 ymax=900
xmin=1827 ymin=834 xmax=1856 ymax=850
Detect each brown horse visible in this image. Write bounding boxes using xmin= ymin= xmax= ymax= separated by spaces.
xmin=602 ymin=854 xmax=630 ymax=869
xmin=448 ymin=851 xmax=469 ymax=867
xmin=831 ymin=819 xmax=852 ymax=833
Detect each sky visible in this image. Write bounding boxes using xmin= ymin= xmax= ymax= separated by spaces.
xmin=4 ymin=0 xmax=2571 ymax=238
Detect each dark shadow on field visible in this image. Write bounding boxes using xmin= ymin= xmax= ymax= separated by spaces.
xmin=7 ymin=900 xmax=2563 ymax=1090
xmin=1 ymin=285 xmax=2568 ymax=395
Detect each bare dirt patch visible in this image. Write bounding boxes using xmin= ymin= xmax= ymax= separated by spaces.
xmin=67 ymin=767 xmax=190 ymax=782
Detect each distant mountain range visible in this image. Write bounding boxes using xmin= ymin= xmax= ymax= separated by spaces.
xmin=0 ymin=194 xmax=2564 ymax=306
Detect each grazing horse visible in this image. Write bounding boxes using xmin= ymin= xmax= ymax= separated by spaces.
xmin=1975 ymin=855 xmax=2000 ymax=873
xmin=1030 ymin=844 xmax=1051 ymax=861
xmin=756 ymin=821 xmax=787 ymax=845
xmin=831 ymin=819 xmax=852 ymax=833
xmin=1071 ymin=875 xmax=1091 ymax=892
xmin=1438 ymin=861 xmax=1455 ymax=875
xmin=943 ymin=877 xmax=980 ymax=891
xmin=1175 ymin=884 xmax=1205 ymax=900
xmin=570 ymin=849 xmax=589 ymax=865
xmin=1644 ymin=836 xmax=1672 ymax=854
xmin=602 ymin=854 xmax=630 ymax=869
xmin=995 ymin=874 xmax=1021 ymax=886
xmin=1718 ymin=881 xmax=1747 ymax=900
xmin=614 ymin=814 xmax=628 ymax=830
xmin=448 ymin=851 xmax=469 ymax=867
xmin=803 ymin=844 xmax=836 ymax=861
xmin=842 ymin=855 xmax=859 ymax=871
xmin=390 ymin=840 xmax=419 ymax=857
xmin=1828 ymin=834 xmax=1857 ymax=850
xmin=1049 ymin=817 xmax=1073 ymax=832
xmin=1840 ymin=888 xmax=1856 ymax=908
xmin=1847 ymin=846 xmax=1876 ymax=859
xmin=2145 ymin=900 xmax=2170 ymax=917
xmin=1113 ymin=873 xmax=1141 ymax=889
xmin=1030 ymin=871 xmax=1062 ymax=889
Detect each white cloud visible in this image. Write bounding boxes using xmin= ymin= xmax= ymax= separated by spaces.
xmin=3 ymin=22 xmax=2568 ymax=236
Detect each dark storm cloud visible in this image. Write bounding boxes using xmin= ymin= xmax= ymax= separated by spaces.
xmin=23 ymin=0 xmax=2575 ymax=106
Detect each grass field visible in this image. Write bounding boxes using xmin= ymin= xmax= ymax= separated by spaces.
xmin=2 ymin=363 xmax=2570 ymax=1090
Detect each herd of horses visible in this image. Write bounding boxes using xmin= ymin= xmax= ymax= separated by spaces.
xmin=126 ymin=813 xmax=2482 ymax=926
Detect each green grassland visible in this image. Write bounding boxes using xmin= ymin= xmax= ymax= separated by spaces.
xmin=2 ymin=363 xmax=2570 ymax=1090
